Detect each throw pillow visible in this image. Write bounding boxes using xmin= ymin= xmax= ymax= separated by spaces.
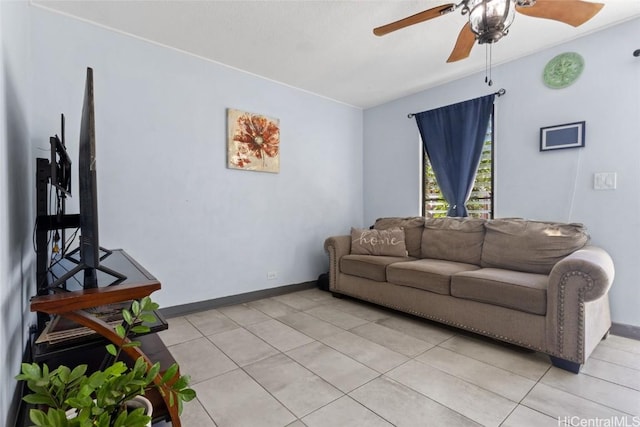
xmin=421 ymin=217 xmax=486 ymax=265
xmin=351 ymin=227 xmax=408 ymax=257
xmin=374 ymin=217 xmax=425 ymax=258
xmin=481 ymin=218 xmax=590 ymax=274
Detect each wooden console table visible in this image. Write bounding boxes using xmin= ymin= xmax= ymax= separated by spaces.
xmin=25 ymin=249 xmax=181 ymax=427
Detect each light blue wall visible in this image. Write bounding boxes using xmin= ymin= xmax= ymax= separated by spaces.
xmin=363 ymin=18 xmax=640 ymax=327
xmin=1 ymin=1 xmax=34 ymax=425
xmin=3 ymin=5 xmax=363 ymax=422
xmin=28 ymin=6 xmax=364 ymax=310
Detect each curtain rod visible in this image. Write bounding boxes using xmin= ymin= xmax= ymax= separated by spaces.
xmin=407 ymin=88 xmax=506 ymax=119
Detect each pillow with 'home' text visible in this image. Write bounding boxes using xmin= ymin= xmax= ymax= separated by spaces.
xmin=350 ymin=227 xmax=408 ymax=257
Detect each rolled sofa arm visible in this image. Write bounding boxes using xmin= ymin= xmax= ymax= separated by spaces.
xmin=549 ymin=245 xmax=615 ymax=302
xmin=546 ymin=245 xmax=615 ymax=363
xmin=324 ymin=235 xmax=351 ymax=292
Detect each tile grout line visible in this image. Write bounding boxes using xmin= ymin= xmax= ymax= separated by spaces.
xmin=164 ymin=289 xmax=640 ymax=426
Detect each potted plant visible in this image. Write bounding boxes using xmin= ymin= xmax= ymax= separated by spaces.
xmin=16 ymin=296 xmax=196 ymax=427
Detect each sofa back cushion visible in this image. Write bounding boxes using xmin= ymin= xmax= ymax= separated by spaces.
xmin=351 ymin=227 xmax=408 ymax=257
xmin=481 ymin=218 xmax=590 ymax=274
xmin=374 ymin=217 xmax=425 ymax=258
xmin=421 ymin=217 xmax=486 ymax=265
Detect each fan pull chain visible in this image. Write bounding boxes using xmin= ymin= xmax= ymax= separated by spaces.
xmin=485 ymin=45 xmax=488 ymax=84
xmin=485 ymin=44 xmax=493 ymax=86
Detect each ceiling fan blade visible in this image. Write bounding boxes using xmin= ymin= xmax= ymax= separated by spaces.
xmin=516 ymin=0 xmax=604 ymax=27
xmin=447 ymin=23 xmax=476 ymax=63
xmin=373 ymin=3 xmax=455 ymax=36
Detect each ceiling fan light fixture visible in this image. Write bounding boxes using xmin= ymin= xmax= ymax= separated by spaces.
xmin=468 ymin=0 xmax=516 ymax=44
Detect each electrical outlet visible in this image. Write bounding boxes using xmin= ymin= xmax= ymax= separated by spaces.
xmin=267 ymin=271 xmax=277 ymax=280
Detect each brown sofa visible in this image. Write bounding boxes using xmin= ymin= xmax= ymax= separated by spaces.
xmin=324 ymin=217 xmax=614 ymax=373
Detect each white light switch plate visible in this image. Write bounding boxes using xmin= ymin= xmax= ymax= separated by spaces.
xmin=594 ymin=172 xmax=617 ymax=190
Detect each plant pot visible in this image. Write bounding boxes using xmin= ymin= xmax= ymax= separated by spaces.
xmin=65 ymin=395 xmax=153 ymax=426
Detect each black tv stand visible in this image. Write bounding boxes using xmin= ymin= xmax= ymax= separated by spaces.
xmin=47 ymin=246 xmax=127 ymax=290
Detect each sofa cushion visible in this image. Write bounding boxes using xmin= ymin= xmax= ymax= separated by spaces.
xmin=451 ymin=268 xmax=548 ymax=315
xmin=351 ymin=227 xmax=408 ymax=257
xmin=481 ymin=218 xmax=590 ymax=274
xmin=387 ymin=259 xmax=480 ymax=295
xmin=421 ymin=217 xmax=486 ymax=265
xmin=341 ymin=254 xmax=413 ymax=282
xmin=374 ymin=217 xmax=425 ymax=258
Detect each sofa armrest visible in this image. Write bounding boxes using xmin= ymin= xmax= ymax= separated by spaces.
xmin=324 ymin=235 xmax=351 ymax=291
xmin=546 ymin=245 xmax=614 ymax=362
xmin=549 ymin=245 xmax=615 ymax=302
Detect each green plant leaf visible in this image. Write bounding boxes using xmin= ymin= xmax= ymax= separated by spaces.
xmin=95 ymin=411 xmax=112 ymax=427
xmin=123 ymin=408 xmax=151 ymax=427
xmin=145 ymin=299 xmax=159 ymax=312
xmin=57 ymin=365 xmax=71 ymax=383
xmin=171 ymin=375 xmax=190 ymax=390
xmin=115 ymin=324 xmax=126 ymax=338
xmin=104 ymin=361 xmax=128 ymax=376
xmin=18 ymin=362 xmax=43 ymax=380
xmin=22 ymin=394 xmax=57 ymax=406
xmin=139 ymin=313 xmax=156 ymax=324
xmin=132 ymin=357 xmax=147 ymax=372
xmin=29 ymin=409 xmax=48 ymax=426
xmin=73 ymin=411 xmax=88 ymax=423
xmin=122 ymin=309 xmax=133 ymax=325
xmin=78 ymin=383 xmax=95 ymax=398
xmin=160 ymin=364 xmax=179 ymax=384
xmin=47 ymin=408 xmax=68 ymax=427
xmin=130 ymin=325 xmax=150 ymax=334
xmin=179 ymin=388 xmax=197 ymax=402
xmin=139 ymin=296 xmax=157 ymax=312
xmin=34 ymin=378 xmax=51 ymax=388
xmin=145 ymin=363 xmax=161 ymax=382
xmin=139 ymin=296 xmax=151 ymax=310
xmin=131 ymin=300 xmax=141 ymax=316
xmin=66 ymin=395 xmax=90 ymax=409
xmin=106 ymin=344 xmax=117 ymax=356
xmin=68 ymin=365 xmax=88 ymax=382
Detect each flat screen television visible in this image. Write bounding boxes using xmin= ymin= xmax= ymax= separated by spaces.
xmin=49 ymin=67 xmax=126 ymax=289
xmin=77 ymin=66 xmax=101 ymax=286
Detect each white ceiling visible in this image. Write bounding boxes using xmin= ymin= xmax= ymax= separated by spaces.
xmin=32 ymin=0 xmax=640 ymax=108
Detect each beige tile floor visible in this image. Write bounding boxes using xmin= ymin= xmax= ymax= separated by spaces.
xmin=157 ymin=288 xmax=640 ymax=427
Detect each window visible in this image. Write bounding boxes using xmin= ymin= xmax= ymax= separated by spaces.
xmin=423 ymin=114 xmax=493 ymax=219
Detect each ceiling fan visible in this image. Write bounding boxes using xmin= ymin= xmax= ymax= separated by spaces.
xmin=373 ymin=0 xmax=605 ymax=63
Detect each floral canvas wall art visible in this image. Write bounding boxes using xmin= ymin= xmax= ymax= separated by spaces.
xmin=227 ymin=109 xmax=280 ymax=173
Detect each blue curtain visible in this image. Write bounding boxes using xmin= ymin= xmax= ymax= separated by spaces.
xmin=415 ymin=94 xmax=495 ymax=217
